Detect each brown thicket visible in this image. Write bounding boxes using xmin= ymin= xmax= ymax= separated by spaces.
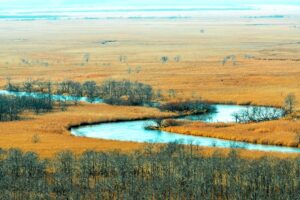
xmin=0 ymin=144 xmax=299 ymax=199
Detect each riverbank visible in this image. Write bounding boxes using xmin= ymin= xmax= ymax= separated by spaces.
xmin=0 ymin=86 xmax=295 ymax=154
xmin=0 ymin=103 xmax=173 ymax=157
xmin=162 ymin=116 xmax=300 ymax=148
xmin=0 ymin=102 xmax=298 ymax=158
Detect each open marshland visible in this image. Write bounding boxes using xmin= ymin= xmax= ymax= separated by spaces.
xmin=0 ymin=6 xmax=299 ymax=157
xmin=1 ymin=3 xmax=300 ymax=199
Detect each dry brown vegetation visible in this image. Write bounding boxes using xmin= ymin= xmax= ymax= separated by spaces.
xmin=0 ymin=102 xmax=298 ymax=158
xmin=0 ymin=103 xmax=174 ymax=157
xmin=1 ymin=20 xmax=299 ymax=107
xmin=1 ymin=144 xmax=299 ymax=199
xmin=0 ymin=12 xmax=299 ymax=157
xmin=163 ymin=117 xmax=300 ymax=148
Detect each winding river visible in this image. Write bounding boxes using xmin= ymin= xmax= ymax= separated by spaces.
xmin=1 ymin=90 xmax=299 ymax=153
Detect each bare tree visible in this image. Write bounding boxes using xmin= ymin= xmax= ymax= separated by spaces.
xmin=222 ymin=55 xmax=237 ymax=66
xmin=232 ymin=107 xmax=284 ymax=123
xmin=127 ymin=67 xmax=132 ymax=74
xmin=5 ymin=77 xmax=19 ymax=92
xmin=83 ymin=81 xmax=98 ymax=102
xmin=174 ymin=55 xmax=181 ymax=62
xmin=84 ymin=53 xmax=90 ymax=63
xmin=284 ymin=93 xmax=297 ymax=114
xmin=161 ymin=56 xmax=169 ymax=64
xmin=155 ymin=89 xmax=162 ymax=99
xmin=168 ymin=89 xmax=176 ymax=98
xmin=135 ymin=66 xmax=142 ymax=73
xmin=23 ymin=78 xmax=33 ymax=93
xmin=119 ymin=55 xmax=128 ymax=63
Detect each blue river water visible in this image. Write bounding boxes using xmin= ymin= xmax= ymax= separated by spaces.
xmin=1 ymin=89 xmax=299 ymax=153
xmin=70 ymin=106 xmax=299 ymax=153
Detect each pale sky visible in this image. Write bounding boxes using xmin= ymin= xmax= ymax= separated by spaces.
xmin=1 ymin=0 xmax=299 ymax=8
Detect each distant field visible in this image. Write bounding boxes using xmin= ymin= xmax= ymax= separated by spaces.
xmin=0 ymin=8 xmax=299 ymax=156
xmin=0 ymin=15 xmax=299 ymax=106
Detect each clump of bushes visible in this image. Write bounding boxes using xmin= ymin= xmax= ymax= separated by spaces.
xmin=232 ymin=107 xmax=284 ymax=123
xmin=32 ymin=134 xmax=41 ymax=144
xmin=6 ymin=79 xmax=53 ymax=94
xmin=0 ymin=95 xmax=22 ymax=121
xmin=101 ymin=79 xmax=153 ymax=106
xmin=145 ymin=118 xmax=182 ymax=130
xmin=284 ymin=93 xmax=297 ymax=115
xmin=159 ymin=100 xmax=216 ymax=115
xmin=0 ymin=95 xmax=53 ymax=121
xmin=162 ymin=119 xmax=182 ymax=127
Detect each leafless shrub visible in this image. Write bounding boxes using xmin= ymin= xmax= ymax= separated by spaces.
xmin=162 ymin=119 xmax=181 ymax=127
xmin=159 ymin=100 xmax=216 ymax=115
xmin=244 ymin=54 xmax=255 ymax=59
xmin=84 ymin=53 xmax=90 ymax=63
xmin=232 ymin=107 xmax=284 ymax=123
xmin=119 ymin=55 xmax=128 ymax=63
xmin=32 ymin=134 xmax=40 ymax=144
xmin=0 ymin=146 xmax=299 ymax=199
xmin=161 ymin=56 xmax=169 ymax=64
xmin=168 ymin=89 xmax=176 ymax=98
xmin=135 ymin=66 xmax=142 ymax=73
xmin=222 ymin=55 xmax=237 ymax=66
xmin=174 ymin=55 xmax=181 ymax=62
xmin=284 ymin=93 xmax=297 ymax=114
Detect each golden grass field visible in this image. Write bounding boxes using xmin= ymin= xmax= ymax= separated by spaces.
xmin=0 ymin=10 xmax=299 ymax=157
xmin=1 ymin=103 xmax=297 ymax=159
xmin=0 ymin=104 xmax=171 ymax=157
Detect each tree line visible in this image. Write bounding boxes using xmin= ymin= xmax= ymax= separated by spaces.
xmin=6 ymin=79 xmax=155 ymax=106
xmin=101 ymin=79 xmax=153 ymax=105
xmin=0 ymin=95 xmax=53 ymax=121
xmin=3 ymin=79 xmax=221 ymax=122
xmin=0 ymin=144 xmax=299 ymax=200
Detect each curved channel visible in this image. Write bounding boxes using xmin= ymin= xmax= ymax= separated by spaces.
xmin=70 ymin=104 xmax=299 ymax=153
xmin=1 ymin=90 xmax=299 ymax=153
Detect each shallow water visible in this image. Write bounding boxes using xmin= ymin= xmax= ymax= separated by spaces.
xmin=70 ymin=104 xmax=297 ymax=153
xmin=71 ymin=119 xmax=300 ymax=153
xmin=179 ymin=104 xmax=249 ymax=123
xmin=179 ymin=104 xmax=284 ymax=123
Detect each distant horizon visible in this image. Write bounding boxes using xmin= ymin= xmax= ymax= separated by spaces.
xmin=1 ymin=4 xmax=300 ymax=12
xmin=1 ymin=2 xmax=300 ymax=21
xmin=1 ymin=0 xmax=300 ymax=10
xmin=1 ymin=0 xmax=300 ymax=21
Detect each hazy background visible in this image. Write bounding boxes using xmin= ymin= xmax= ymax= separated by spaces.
xmin=1 ymin=0 xmax=300 ymax=9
